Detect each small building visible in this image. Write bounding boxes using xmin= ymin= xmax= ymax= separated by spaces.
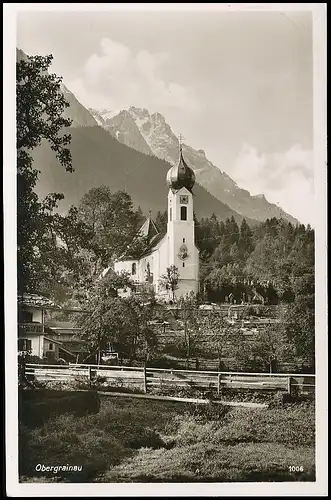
xmin=18 ymin=294 xmax=90 ymax=361
xmin=43 ymin=335 xmax=62 ymax=362
xmin=44 ymin=321 xmax=88 ymax=363
xmin=18 ymin=293 xmax=58 ymax=358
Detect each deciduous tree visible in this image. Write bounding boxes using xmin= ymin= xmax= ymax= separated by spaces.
xmin=17 ymin=53 xmax=73 ymax=293
xmin=159 ymin=265 xmax=180 ymax=302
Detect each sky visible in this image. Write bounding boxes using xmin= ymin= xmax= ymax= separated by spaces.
xmin=16 ymin=8 xmax=314 ymax=224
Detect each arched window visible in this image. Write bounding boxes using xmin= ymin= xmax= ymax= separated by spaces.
xmin=132 ymin=262 xmax=137 ymax=275
xmin=180 ymin=206 xmax=187 ymax=221
xmin=147 ymin=262 xmax=150 ymax=275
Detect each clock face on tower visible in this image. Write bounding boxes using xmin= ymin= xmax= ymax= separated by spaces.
xmin=178 ymin=243 xmax=189 ymax=260
xmin=180 ymin=195 xmax=189 ymax=204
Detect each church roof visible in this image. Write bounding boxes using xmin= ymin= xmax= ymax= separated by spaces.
xmin=166 ymin=146 xmax=195 ymax=192
xmin=139 ymin=230 xmax=167 ymax=258
xmin=116 ymin=216 xmax=162 ymax=261
xmin=139 ymin=216 xmax=159 ymax=242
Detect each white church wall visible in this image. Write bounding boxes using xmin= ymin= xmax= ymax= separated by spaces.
xmin=138 ymin=255 xmax=154 ymax=285
xmin=155 ymin=237 xmax=169 ymax=294
xmin=114 ymin=259 xmax=139 ymax=278
xmin=176 ymin=279 xmax=199 ymax=299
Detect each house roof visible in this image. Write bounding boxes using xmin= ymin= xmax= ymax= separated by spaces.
xmin=58 ymin=345 xmax=78 ymax=358
xmin=18 ymin=293 xmax=60 ymax=309
xmin=44 ymin=336 xmax=63 ymax=346
xmin=45 ymin=321 xmax=83 ymax=340
xmin=18 ymin=294 xmax=89 ymax=313
xmin=45 ymin=321 xmax=79 ymax=329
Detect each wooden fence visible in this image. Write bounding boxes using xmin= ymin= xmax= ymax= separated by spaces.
xmin=24 ymin=363 xmax=315 ymax=397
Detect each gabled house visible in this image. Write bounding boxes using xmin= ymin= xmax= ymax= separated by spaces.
xmin=18 ymin=294 xmax=90 ymax=362
xmin=44 ymin=321 xmax=88 ymax=363
xmin=18 ymin=293 xmax=59 ymax=358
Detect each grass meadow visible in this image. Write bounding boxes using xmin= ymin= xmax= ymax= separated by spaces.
xmin=19 ymin=395 xmax=315 ymax=483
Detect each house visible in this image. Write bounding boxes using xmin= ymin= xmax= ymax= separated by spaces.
xmin=17 ymin=293 xmax=60 ymax=358
xmin=44 ymin=321 xmax=89 ymax=363
xmin=18 ymin=294 xmax=90 ymax=361
xmin=113 ymin=145 xmax=200 ymax=301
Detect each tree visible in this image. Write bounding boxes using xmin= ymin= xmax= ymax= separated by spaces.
xmin=17 ymin=53 xmax=73 ymax=293
xmin=159 ymin=265 xmax=180 ymax=302
xmin=238 ymin=218 xmax=254 ymax=259
xmin=198 ymin=307 xmax=243 ymax=371
xmin=76 ymin=273 xmax=158 ymax=363
xmin=204 ymin=263 xmax=247 ymax=303
xmin=283 ymin=272 xmax=315 ymax=371
xmin=247 ymin=323 xmax=295 ymax=373
xmin=245 ymin=233 xmax=291 ymax=299
xmin=195 ymin=215 xmax=223 ymax=261
xmin=177 ymin=293 xmax=201 ymax=368
xmin=76 ymin=186 xmax=148 ymax=272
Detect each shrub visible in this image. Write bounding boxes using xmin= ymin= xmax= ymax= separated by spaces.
xmin=19 ymin=397 xmax=177 ymax=481
xmin=183 ymin=402 xmax=229 ymax=423
xmin=269 ymin=391 xmax=294 ymax=407
xmin=171 ymin=402 xmax=315 ymax=448
xmin=123 ymin=426 xmax=165 ymax=449
xmin=147 ymin=357 xmax=182 ymax=369
xmin=19 ymin=413 xmax=126 ymax=481
xmin=213 ymin=404 xmax=315 ymax=446
xmin=19 ymin=390 xmax=100 ymax=427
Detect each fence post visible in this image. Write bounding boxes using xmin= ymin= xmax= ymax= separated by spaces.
xmin=287 ymin=376 xmax=292 ymax=395
xmin=88 ymin=366 xmax=92 ymax=382
xmin=217 ymin=373 xmax=221 ymax=396
xmin=143 ymin=364 xmax=147 ymax=394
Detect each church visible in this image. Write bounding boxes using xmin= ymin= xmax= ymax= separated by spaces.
xmin=114 ymin=145 xmax=200 ymax=300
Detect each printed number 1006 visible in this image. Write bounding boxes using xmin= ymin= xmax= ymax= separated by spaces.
xmin=289 ymin=466 xmax=304 ymax=472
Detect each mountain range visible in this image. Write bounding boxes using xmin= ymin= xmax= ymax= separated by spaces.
xmin=90 ymin=106 xmax=298 ymax=224
xmin=17 ymin=48 xmax=299 ymax=226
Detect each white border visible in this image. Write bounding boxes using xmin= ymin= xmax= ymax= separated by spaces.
xmin=4 ymin=3 xmax=328 ymax=497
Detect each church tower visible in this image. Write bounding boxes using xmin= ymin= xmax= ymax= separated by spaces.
xmin=166 ymin=144 xmax=199 ymax=298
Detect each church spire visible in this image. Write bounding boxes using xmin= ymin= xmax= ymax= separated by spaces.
xmin=179 ymin=133 xmax=184 ymax=152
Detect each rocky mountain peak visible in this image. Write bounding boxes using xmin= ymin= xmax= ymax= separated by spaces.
xmin=254 ymin=193 xmax=267 ymax=201
xmin=151 ymin=112 xmax=165 ymax=123
xmin=86 ymin=104 xmax=299 ymax=225
xmin=128 ymin=106 xmax=150 ymax=119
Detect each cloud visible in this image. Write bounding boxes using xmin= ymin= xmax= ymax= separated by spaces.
xmin=231 ymin=144 xmax=314 ymax=225
xmin=67 ymin=37 xmax=200 ymax=115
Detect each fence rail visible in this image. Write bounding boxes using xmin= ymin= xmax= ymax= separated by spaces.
xmin=24 ymin=363 xmax=315 ymax=397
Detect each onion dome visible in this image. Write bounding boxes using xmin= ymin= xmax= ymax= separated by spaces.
xmin=166 ymin=146 xmax=195 ymax=192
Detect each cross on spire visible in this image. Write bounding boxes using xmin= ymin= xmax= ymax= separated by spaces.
xmin=178 ymin=134 xmax=185 ymax=151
